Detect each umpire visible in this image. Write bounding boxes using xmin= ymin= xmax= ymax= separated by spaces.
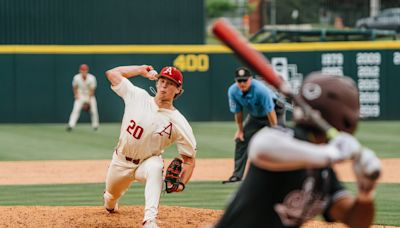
xmin=223 ymin=67 xmax=282 ymax=184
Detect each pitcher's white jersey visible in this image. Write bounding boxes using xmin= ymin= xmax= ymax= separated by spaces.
xmin=112 ymin=77 xmax=197 ymax=160
xmin=72 ymin=73 xmax=97 ymax=101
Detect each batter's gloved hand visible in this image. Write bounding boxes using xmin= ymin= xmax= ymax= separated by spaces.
xmin=164 ymin=157 xmax=185 ymax=193
xmin=82 ymin=102 xmax=91 ymax=112
xmin=353 ymin=147 xmax=381 ymax=194
xmin=328 ymin=132 xmax=362 ymax=163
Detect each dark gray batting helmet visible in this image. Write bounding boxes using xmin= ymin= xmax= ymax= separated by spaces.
xmin=295 ymin=73 xmax=360 ymax=134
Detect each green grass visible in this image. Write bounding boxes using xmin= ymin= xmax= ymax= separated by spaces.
xmin=0 ymin=124 xmax=117 ymax=160
xmin=0 ymin=182 xmax=398 ymax=225
xmin=0 ymin=121 xmax=399 ymax=160
xmin=0 ymin=122 xmax=237 ymax=160
xmin=344 ymin=183 xmax=400 ymax=226
xmin=0 ymin=181 xmax=240 ymax=210
xmin=356 ymin=121 xmax=400 ymax=158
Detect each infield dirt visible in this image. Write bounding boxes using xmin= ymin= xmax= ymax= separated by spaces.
xmin=1 ymin=158 xmax=400 ymax=185
xmin=0 ymin=205 xmax=396 ymax=228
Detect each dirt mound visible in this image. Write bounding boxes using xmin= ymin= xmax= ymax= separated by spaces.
xmin=0 ymin=205 xmax=222 ymax=228
xmin=0 ymin=206 xmax=395 ymax=228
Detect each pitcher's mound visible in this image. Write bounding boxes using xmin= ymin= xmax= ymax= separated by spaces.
xmin=0 ymin=206 xmax=396 ymax=228
xmin=0 ymin=205 xmax=222 ymax=228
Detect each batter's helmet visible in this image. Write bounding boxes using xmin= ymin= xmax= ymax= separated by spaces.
xmin=295 ymin=73 xmax=360 ymax=134
xmin=159 ymin=66 xmax=183 ymax=87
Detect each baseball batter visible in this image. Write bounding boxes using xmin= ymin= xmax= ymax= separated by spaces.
xmin=103 ymin=65 xmax=197 ymax=228
xmin=216 ymin=73 xmax=381 ymax=228
xmin=67 ymin=64 xmax=99 ymax=131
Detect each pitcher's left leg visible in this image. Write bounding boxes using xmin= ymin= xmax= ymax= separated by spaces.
xmin=135 ymin=156 xmax=164 ymax=223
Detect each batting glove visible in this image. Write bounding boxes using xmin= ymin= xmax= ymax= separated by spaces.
xmin=328 ymin=132 xmax=362 ymax=163
xmin=353 ymin=147 xmax=381 ymax=194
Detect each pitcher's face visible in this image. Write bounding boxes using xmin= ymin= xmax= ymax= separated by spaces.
xmin=156 ymin=77 xmax=180 ymax=101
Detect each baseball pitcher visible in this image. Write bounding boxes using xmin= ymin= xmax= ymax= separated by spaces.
xmin=67 ymin=64 xmax=99 ymax=131
xmin=103 ymin=65 xmax=197 ymax=228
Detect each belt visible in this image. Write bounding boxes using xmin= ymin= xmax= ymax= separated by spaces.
xmin=125 ymin=157 xmax=140 ymax=165
xmin=114 ymin=150 xmax=140 ymax=165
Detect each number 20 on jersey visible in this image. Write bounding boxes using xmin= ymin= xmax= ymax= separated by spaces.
xmin=126 ymin=120 xmax=143 ymax=139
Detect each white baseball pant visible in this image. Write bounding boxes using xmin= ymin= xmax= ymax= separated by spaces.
xmin=104 ymin=152 xmax=164 ymax=222
xmin=68 ymin=96 xmax=99 ymax=128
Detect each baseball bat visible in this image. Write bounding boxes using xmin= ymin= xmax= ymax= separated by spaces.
xmin=212 ymin=18 xmax=380 ymax=180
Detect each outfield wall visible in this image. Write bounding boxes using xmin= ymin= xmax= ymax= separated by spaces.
xmin=0 ymin=0 xmax=204 ymax=45
xmin=1 ymin=41 xmax=400 ymax=123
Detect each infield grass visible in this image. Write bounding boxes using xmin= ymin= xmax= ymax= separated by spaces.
xmin=0 ymin=182 xmax=398 ymax=226
xmin=0 ymin=121 xmax=399 ymax=160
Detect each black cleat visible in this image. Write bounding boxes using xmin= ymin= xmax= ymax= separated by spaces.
xmin=105 ymin=203 xmax=118 ymax=213
xmin=106 ymin=208 xmax=115 ymax=213
xmin=222 ymin=176 xmax=242 ymax=184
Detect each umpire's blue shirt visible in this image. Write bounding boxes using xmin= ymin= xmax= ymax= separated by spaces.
xmin=228 ymin=79 xmax=276 ymax=118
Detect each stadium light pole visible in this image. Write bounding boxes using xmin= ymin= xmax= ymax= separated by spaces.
xmin=370 ymin=0 xmax=380 ymax=17
xmin=270 ymin=0 xmax=276 ymax=25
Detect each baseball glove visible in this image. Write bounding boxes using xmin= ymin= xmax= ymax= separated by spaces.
xmin=82 ymin=102 xmax=91 ymax=112
xmin=164 ymin=157 xmax=185 ymax=193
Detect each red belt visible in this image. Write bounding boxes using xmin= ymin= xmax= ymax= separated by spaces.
xmin=125 ymin=157 xmax=140 ymax=164
xmin=115 ymin=150 xmax=140 ymax=164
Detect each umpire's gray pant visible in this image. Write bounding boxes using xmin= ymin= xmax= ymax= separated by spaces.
xmin=232 ymin=115 xmax=270 ymax=179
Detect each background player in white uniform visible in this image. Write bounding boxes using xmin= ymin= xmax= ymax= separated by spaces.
xmin=103 ymin=65 xmax=197 ymax=228
xmin=67 ymin=64 xmax=99 ymax=131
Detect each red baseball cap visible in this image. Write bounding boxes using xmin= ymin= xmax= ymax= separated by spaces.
xmin=80 ymin=64 xmax=89 ymax=71
xmin=159 ymin=66 xmax=183 ymax=86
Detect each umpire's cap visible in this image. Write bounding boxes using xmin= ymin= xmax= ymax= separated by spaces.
xmin=235 ymin=67 xmax=252 ymax=80
xmin=159 ymin=66 xmax=183 ymax=87
xmin=295 ymin=73 xmax=360 ymax=134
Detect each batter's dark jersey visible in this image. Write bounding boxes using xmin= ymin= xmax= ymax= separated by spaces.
xmin=216 ymin=127 xmax=348 ymax=228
